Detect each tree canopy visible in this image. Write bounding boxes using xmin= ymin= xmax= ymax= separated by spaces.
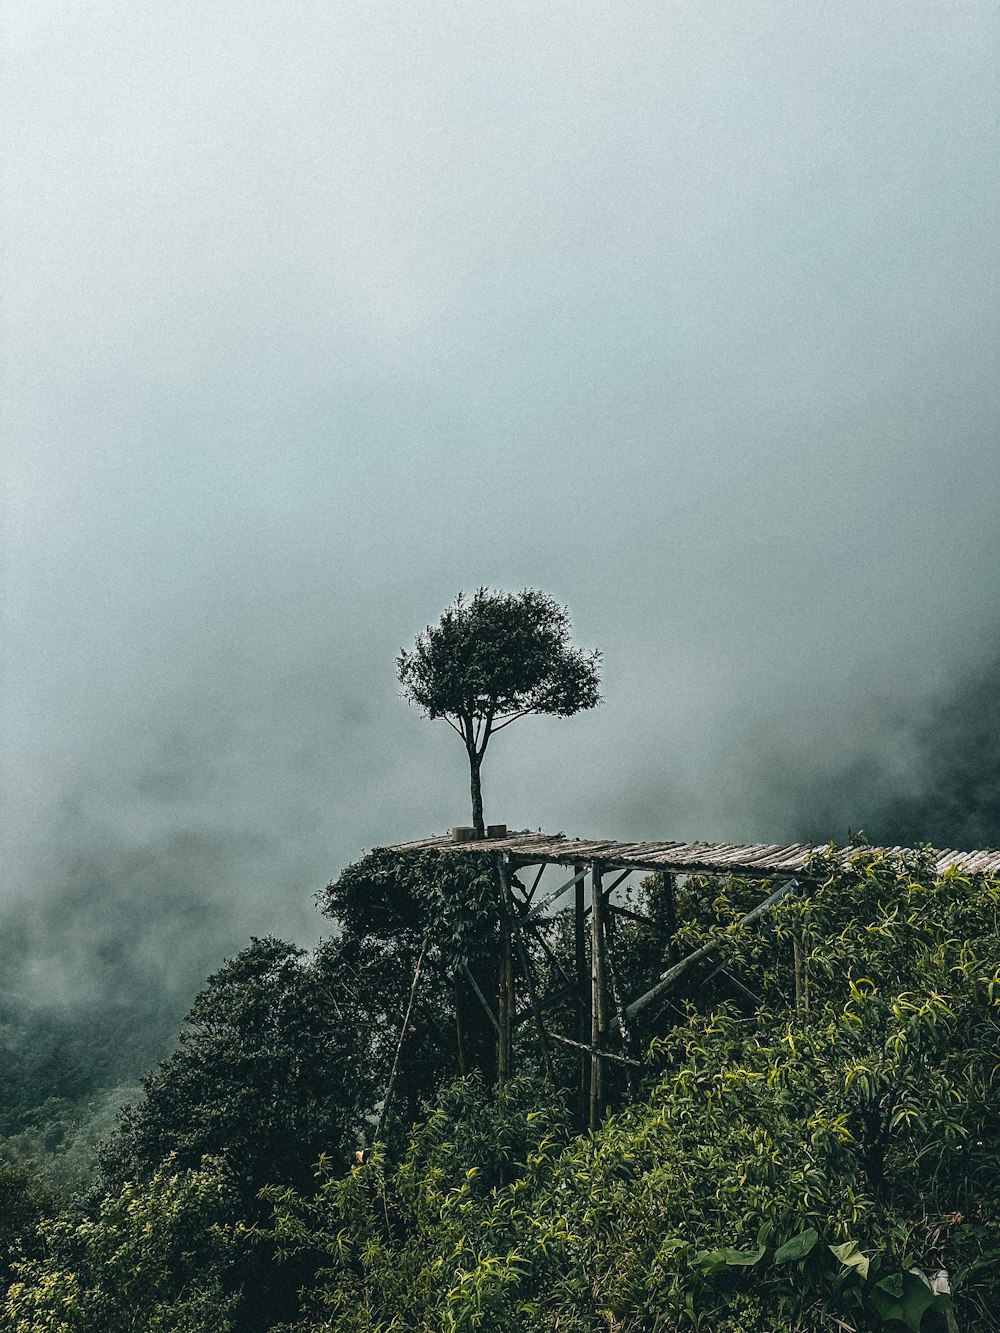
xmin=396 ymin=587 xmax=601 ymax=835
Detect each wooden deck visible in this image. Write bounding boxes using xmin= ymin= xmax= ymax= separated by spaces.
xmin=382 ymin=830 xmax=1000 ymax=879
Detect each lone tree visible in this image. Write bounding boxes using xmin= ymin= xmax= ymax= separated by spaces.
xmin=397 ymin=587 xmax=602 ymax=837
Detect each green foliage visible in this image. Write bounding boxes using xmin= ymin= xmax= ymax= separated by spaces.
xmin=264 ymin=854 xmax=1000 ymax=1332
xmin=5 ymin=849 xmax=998 ymax=1332
xmin=396 ymin=587 xmax=601 ymax=831
xmin=99 ymin=937 xmax=373 ymax=1202
xmin=323 ymin=847 xmax=498 ymax=972
xmin=3 ymin=1159 xmax=239 ymax=1332
xmin=0 ymin=1089 xmax=137 ymax=1200
xmin=397 ymin=587 xmax=602 ymax=728
xmin=0 ymin=1163 xmax=57 ymax=1289
xmin=263 ymin=1075 xmax=570 ymax=1332
xmin=320 ymin=848 xmax=510 ymax=1123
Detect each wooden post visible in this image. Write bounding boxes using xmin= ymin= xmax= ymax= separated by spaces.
xmin=589 ymin=864 xmax=608 ymax=1131
xmin=502 ymin=859 xmax=552 ymax=1079
xmin=574 ymin=864 xmax=589 ymax=1125
xmin=496 ymin=857 xmax=513 ymax=1089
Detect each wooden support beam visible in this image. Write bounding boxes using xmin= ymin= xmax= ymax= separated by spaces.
xmin=721 ymin=968 xmax=764 ymax=1008
xmin=495 ymin=858 xmax=514 ymax=1088
xmin=606 ymin=902 xmax=656 ymax=928
xmin=615 ymin=878 xmax=801 ymax=1030
xmin=513 ymin=983 xmax=577 ymax=1028
xmin=590 ymin=864 xmax=608 ymax=1130
xmin=575 ymin=864 xmax=588 ymax=1126
xmin=700 ymin=958 xmax=765 ymax=1008
xmin=521 ymin=917 xmax=578 ymax=997
xmin=461 ymin=963 xmax=499 ymax=1033
xmin=605 ymin=867 xmax=635 ymax=896
xmin=548 ymin=1030 xmax=643 ymax=1069
xmin=662 ymin=872 xmax=679 ymax=965
xmin=523 ymin=865 xmax=589 ymax=924
xmin=502 ymin=856 xmax=553 ymax=1079
xmin=523 ymin=862 xmax=546 ymax=904
xmin=452 ymin=976 xmax=466 ymax=1075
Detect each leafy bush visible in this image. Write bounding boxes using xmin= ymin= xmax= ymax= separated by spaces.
xmin=4 ymin=1159 xmax=239 ymax=1332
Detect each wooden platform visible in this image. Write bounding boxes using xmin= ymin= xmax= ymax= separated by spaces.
xmin=368 ymin=829 xmax=1000 ymax=1135
xmin=383 ymin=830 xmax=1000 ymax=879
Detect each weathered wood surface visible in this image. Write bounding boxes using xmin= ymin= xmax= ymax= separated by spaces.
xmin=590 ymin=866 xmax=608 ymax=1130
xmin=382 ymin=831 xmax=1000 ymax=879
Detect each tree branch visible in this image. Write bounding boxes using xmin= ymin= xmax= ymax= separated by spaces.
xmin=491 ymin=708 xmax=539 ymax=732
xmin=476 ymin=712 xmax=494 ymax=758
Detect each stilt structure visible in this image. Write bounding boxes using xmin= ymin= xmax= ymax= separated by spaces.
xmin=377 ymin=831 xmax=1000 ymax=1128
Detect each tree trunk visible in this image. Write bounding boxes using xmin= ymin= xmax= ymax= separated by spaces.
xmin=468 ymin=750 xmax=485 ymax=838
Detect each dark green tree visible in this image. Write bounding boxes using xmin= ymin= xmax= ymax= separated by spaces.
xmin=396 ymin=587 xmax=601 ymax=837
xmin=99 ymin=937 xmax=372 ymax=1203
xmin=0 ymin=1161 xmax=56 ymax=1289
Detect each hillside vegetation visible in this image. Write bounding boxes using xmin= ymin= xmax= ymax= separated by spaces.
xmin=1 ymin=847 xmax=998 ymax=1332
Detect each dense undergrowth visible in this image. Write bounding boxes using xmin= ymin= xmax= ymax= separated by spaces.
xmin=2 ymin=847 xmax=998 ymax=1332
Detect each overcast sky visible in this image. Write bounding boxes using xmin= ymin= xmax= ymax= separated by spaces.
xmin=2 ymin=2 xmax=998 ymax=981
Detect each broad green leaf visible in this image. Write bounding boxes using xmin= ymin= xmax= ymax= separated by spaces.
xmin=774 ymin=1228 xmax=819 ymax=1263
xmin=870 ymin=1270 xmax=935 ymax=1333
xmin=721 ymin=1245 xmax=766 ymax=1267
xmin=829 ymin=1240 xmax=870 ymax=1279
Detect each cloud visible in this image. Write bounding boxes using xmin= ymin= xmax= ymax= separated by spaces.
xmin=1 ymin=0 xmax=997 ymax=1051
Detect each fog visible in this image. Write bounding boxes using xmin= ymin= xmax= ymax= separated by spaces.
xmin=2 ymin=2 xmax=998 ymax=1020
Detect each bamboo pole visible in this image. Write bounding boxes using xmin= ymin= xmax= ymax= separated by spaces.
xmin=618 ymin=877 xmax=800 ymax=1028
xmin=496 ymin=858 xmax=514 ymax=1089
xmin=663 ymin=872 xmax=679 ymax=965
xmin=547 ymin=1030 xmax=643 ymax=1068
xmin=575 ymin=864 xmax=589 ymax=1125
xmin=590 ymin=865 xmax=608 ymax=1130
xmin=453 ymin=977 xmax=467 ymax=1075
xmin=461 ymin=963 xmax=499 ymax=1032
xmin=501 ymin=857 xmax=553 ymax=1079
xmin=373 ymin=933 xmax=429 ymax=1144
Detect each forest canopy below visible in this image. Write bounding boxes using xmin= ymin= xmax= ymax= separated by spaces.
xmin=1 ymin=843 xmax=998 ymax=1332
